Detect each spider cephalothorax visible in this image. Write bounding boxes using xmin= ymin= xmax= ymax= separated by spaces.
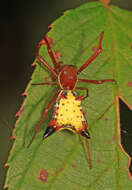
xmin=58 ymin=65 xmax=78 ymax=90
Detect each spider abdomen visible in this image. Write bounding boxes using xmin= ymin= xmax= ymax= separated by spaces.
xmin=49 ymin=91 xmax=87 ymax=133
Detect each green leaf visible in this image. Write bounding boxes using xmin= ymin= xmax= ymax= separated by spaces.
xmin=5 ymin=1 xmax=132 ymax=190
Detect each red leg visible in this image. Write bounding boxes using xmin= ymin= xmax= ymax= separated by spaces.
xmin=27 ymin=89 xmax=61 ymax=148
xmin=36 ymin=40 xmax=58 ymax=79
xmin=44 ymin=36 xmax=60 ymax=73
xmin=76 ymin=87 xmax=88 ymax=99
xmin=85 ymin=139 xmax=92 ymax=169
xmin=77 ymin=32 xmax=104 ymax=75
xmin=31 ymin=81 xmax=58 ymax=86
xmin=78 ymin=79 xmax=116 ymax=84
xmin=78 ymin=78 xmax=115 ymax=84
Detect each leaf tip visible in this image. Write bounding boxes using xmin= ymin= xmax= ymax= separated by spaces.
xmin=31 ymin=62 xmax=36 ymax=67
xmin=48 ymin=24 xmax=53 ymax=29
xmin=45 ymin=35 xmax=54 ymax=46
xmin=21 ymin=91 xmax=27 ymax=96
xmin=15 ymin=103 xmax=24 ymax=117
xmin=4 ymin=163 xmax=8 ymax=168
xmin=9 ymin=136 xmax=15 ymax=140
xmin=3 ymin=184 xmax=7 ymax=189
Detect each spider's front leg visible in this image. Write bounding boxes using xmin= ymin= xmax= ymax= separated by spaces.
xmin=44 ymin=36 xmax=62 ymax=73
xmin=35 ymin=37 xmax=58 ymax=79
xmin=77 ymin=32 xmax=104 ymax=75
xmin=78 ymin=78 xmax=116 ymax=84
xmin=31 ymin=81 xmax=58 ymax=86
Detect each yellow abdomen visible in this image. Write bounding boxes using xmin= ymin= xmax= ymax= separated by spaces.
xmin=56 ymin=91 xmax=83 ymax=131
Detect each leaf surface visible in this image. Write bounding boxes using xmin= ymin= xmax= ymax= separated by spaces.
xmin=5 ymin=1 xmax=132 ymax=190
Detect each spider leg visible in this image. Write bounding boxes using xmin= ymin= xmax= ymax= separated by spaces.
xmin=31 ymin=81 xmax=58 ymax=86
xmin=78 ymin=78 xmax=116 ymax=84
xmin=77 ymin=32 xmax=104 ymax=75
xmin=79 ymin=127 xmax=92 ymax=169
xmin=27 ymin=89 xmax=61 ymax=148
xmin=81 ymin=111 xmax=92 ymax=169
xmin=76 ymin=87 xmax=88 ymax=99
xmin=36 ymin=39 xmax=58 ymax=79
xmin=44 ymin=36 xmax=61 ymax=73
xmin=85 ymin=138 xmax=92 ymax=169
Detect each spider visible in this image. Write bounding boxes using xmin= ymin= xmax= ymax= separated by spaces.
xmin=28 ymin=32 xmax=115 ymax=167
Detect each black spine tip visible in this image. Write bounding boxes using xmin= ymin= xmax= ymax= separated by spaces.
xmin=81 ymin=129 xmax=91 ymax=139
xmin=43 ymin=126 xmax=56 ymax=140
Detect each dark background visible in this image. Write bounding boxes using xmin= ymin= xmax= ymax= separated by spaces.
xmin=0 ymin=0 xmax=132 ymax=189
